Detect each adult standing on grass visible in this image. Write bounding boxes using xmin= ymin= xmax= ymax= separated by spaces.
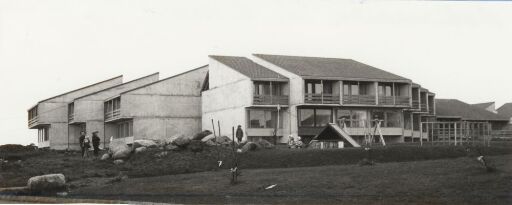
xmin=92 ymin=131 xmax=100 ymax=156
xmin=236 ymin=125 xmax=243 ymax=143
xmin=79 ymin=131 xmax=86 ymax=158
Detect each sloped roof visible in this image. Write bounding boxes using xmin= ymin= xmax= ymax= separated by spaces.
xmin=74 ymin=72 xmax=159 ymax=100
xmin=435 ymin=99 xmax=508 ymax=121
xmin=38 ymin=75 xmax=123 ymax=103
xmin=209 ymin=55 xmax=288 ymax=81
xmin=472 ymin=102 xmax=495 ymax=110
xmin=497 ymin=103 xmax=512 ymax=118
xmin=253 ymin=54 xmax=410 ymax=82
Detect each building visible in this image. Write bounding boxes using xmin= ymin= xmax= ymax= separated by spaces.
xmin=103 ymin=65 xmax=208 ymax=144
xmin=28 ymin=76 xmax=123 ymax=149
xmin=67 ymin=73 xmax=160 ymax=150
xmin=203 ymin=54 xmax=437 ymax=145
xmin=497 ymin=103 xmax=512 ymax=124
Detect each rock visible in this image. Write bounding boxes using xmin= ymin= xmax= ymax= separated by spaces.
xmin=133 ymin=140 xmax=157 ymax=149
xmin=192 ymin=130 xmax=213 ymax=140
xmin=112 ymin=146 xmax=132 ymax=160
xmin=201 ymin=134 xmax=216 ymax=142
xmin=203 ymin=139 xmax=217 ymax=146
xmin=113 ymin=159 xmax=124 ymax=165
xmin=216 ymin=136 xmax=233 ymax=145
xmin=258 ymin=139 xmax=275 ymax=149
xmin=154 ymin=151 xmax=168 ymax=158
xmin=165 ymin=144 xmax=180 ymax=151
xmin=172 ymin=135 xmax=191 ymax=147
xmin=165 ymin=134 xmax=183 ymax=145
xmin=109 ymin=140 xmax=130 ymax=155
xmin=100 ymin=153 xmax=110 ymax=161
xmin=135 ymin=147 xmax=147 ymax=154
xmin=241 ymin=142 xmax=258 ymax=152
xmin=27 ymin=174 xmax=66 ymax=192
xmin=189 ymin=140 xmax=203 ymax=153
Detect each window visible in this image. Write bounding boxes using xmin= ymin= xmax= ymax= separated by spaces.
xmin=336 ymin=110 xmax=351 ymax=127
xmin=117 ymin=121 xmax=133 ymax=138
xmin=343 ymin=82 xmax=370 ymax=96
xmin=305 ymin=80 xmax=322 ymax=94
xmin=378 ymin=84 xmax=393 ymax=96
xmin=336 ymin=110 xmax=368 ymax=128
xmin=248 ymin=109 xmax=282 ymax=128
xmin=371 ymin=110 xmax=401 ymax=128
xmin=38 ymin=127 xmax=49 ymax=142
xmin=254 ymin=82 xmax=270 ymax=95
xmin=299 ymin=108 xmax=333 ymax=127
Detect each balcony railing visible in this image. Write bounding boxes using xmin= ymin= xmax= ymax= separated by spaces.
xmin=253 ymin=95 xmax=289 ymax=105
xmin=378 ymin=96 xmax=394 ymax=105
xmin=395 ymin=96 xmax=410 ymax=106
xmin=28 ymin=116 xmax=39 ymax=128
xmin=429 ymin=108 xmax=435 ymax=115
xmin=412 ymin=99 xmax=420 ymax=109
xmin=68 ymin=113 xmax=74 ymax=122
xmin=305 ymin=93 xmax=340 ymax=104
xmin=105 ymin=109 xmax=121 ymax=122
xmin=342 ymin=95 xmax=376 ymax=105
xmin=420 ymin=103 xmax=428 ymax=112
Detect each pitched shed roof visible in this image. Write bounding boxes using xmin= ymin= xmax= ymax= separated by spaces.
xmin=472 ymin=102 xmax=495 ymax=110
xmin=74 ymin=72 xmax=159 ymax=100
xmin=209 ymin=55 xmax=287 ymax=81
xmin=497 ymin=103 xmax=512 ymax=118
xmin=38 ymin=75 xmax=123 ymax=103
xmin=435 ymin=99 xmax=508 ymax=121
xmin=253 ymin=54 xmax=410 ymax=82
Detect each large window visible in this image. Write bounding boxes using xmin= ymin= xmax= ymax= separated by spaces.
xmin=38 ymin=127 xmax=49 ymax=142
xmin=248 ymin=109 xmax=282 ymax=128
xmin=336 ymin=110 xmax=368 ymax=128
xmin=305 ymin=80 xmax=333 ymax=94
xmin=378 ymin=83 xmax=393 ymax=96
xmin=371 ymin=110 xmax=401 ymax=128
xmin=299 ymin=108 xmax=333 ymax=127
xmin=117 ymin=121 xmax=133 ymax=138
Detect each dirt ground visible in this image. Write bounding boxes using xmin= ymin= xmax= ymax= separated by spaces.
xmin=67 ymin=154 xmax=512 ymax=205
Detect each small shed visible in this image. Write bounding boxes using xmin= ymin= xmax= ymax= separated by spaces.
xmin=309 ymin=123 xmax=361 ymax=149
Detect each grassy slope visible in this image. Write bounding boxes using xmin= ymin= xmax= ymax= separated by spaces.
xmin=70 ymin=154 xmax=512 ymax=205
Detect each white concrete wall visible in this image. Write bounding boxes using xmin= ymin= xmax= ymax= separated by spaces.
xmin=208 ymin=58 xmax=248 ymax=88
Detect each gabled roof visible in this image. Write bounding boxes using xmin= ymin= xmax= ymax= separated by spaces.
xmin=497 ymin=103 xmax=512 ymax=118
xmin=73 ymin=72 xmax=159 ymax=101
xmin=38 ymin=75 xmax=123 ymax=103
xmin=253 ymin=54 xmax=410 ymax=82
xmin=210 ymin=55 xmax=288 ymax=81
xmin=472 ymin=102 xmax=495 ymax=110
xmin=435 ymin=99 xmax=508 ymax=121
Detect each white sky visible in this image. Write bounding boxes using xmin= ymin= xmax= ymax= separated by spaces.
xmin=1 ymin=0 xmax=511 ymax=145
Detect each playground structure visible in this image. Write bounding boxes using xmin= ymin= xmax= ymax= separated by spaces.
xmin=420 ymin=121 xmax=493 ymax=146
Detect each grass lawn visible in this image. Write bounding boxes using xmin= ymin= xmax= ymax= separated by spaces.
xmin=69 ymin=154 xmax=512 ymax=205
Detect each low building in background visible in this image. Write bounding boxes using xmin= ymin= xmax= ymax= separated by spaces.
xmin=28 ymin=76 xmax=123 ymax=149
xmin=67 ymin=73 xmax=159 ymax=150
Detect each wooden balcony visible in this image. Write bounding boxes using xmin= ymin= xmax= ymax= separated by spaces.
xmin=412 ymin=99 xmax=420 ymax=109
xmin=304 ymin=93 xmax=340 ymax=104
xmin=28 ymin=116 xmax=39 ymax=128
xmin=105 ymin=109 xmax=121 ymax=122
xmin=253 ymin=95 xmax=289 ymax=105
xmin=342 ymin=95 xmax=376 ymax=105
xmin=420 ymin=103 xmax=428 ymax=112
xmin=395 ymin=96 xmax=411 ymax=106
xmin=378 ymin=96 xmax=394 ymax=105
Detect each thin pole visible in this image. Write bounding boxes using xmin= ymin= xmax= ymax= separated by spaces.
xmin=420 ymin=122 xmax=423 ymax=146
xmin=454 ymin=122 xmax=458 ymax=146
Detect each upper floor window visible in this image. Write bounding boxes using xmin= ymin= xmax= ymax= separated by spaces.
xmin=305 ymin=80 xmax=333 ymax=94
xmin=254 ymin=81 xmax=282 ymax=96
xmin=378 ymin=83 xmax=393 ymax=96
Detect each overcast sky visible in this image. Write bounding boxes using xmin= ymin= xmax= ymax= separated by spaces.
xmin=1 ymin=0 xmax=511 ymax=145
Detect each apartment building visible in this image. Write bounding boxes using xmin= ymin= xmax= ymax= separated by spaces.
xmin=67 ymin=73 xmax=159 ymax=150
xmin=28 ymin=76 xmax=123 ymax=149
xmin=203 ymin=54 xmax=437 ymax=145
xmin=436 ymin=99 xmax=509 ymax=130
xmin=103 ymin=65 xmax=208 ymax=144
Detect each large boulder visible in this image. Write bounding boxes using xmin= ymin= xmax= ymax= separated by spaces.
xmin=113 ymin=159 xmax=124 ymax=165
xmin=172 ymin=135 xmax=191 ymax=147
xmin=109 ymin=140 xmax=128 ymax=154
xmin=133 ymin=140 xmax=157 ymax=149
xmin=203 ymin=139 xmax=217 ymax=146
xmin=100 ymin=153 xmax=110 ymax=161
xmin=27 ymin=174 xmax=66 ymax=192
xmin=165 ymin=144 xmax=180 ymax=151
xmin=192 ymin=130 xmax=213 ymax=141
xmin=201 ymin=134 xmax=216 ymax=142
xmin=135 ymin=147 xmax=147 ymax=154
xmin=112 ymin=146 xmax=132 ymax=160
xmin=258 ymin=139 xmax=275 ymax=149
xmin=216 ymin=136 xmax=233 ymax=146
xmin=241 ymin=142 xmax=259 ymax=152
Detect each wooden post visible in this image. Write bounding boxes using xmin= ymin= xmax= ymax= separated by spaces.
xmin=454 ymin=122 xmax=458 ymax=146
xmin=420 ymin=122 xmax=423 ymax=146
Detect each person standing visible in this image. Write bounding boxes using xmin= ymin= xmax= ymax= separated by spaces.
xmin=92 ymin=131 xmax=100 ymax=156
xmin=79 ymin=131 xmax=86 ymax=158
xmin=235 ymin=125 xmax=244 ymax=143
xmin=83 ymin=137 xmax=91 ymax=158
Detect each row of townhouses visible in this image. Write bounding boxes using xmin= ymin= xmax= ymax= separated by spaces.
xmin=28 ymin=54 xmax=509 ymax=149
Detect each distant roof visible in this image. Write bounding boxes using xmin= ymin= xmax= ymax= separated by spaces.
xmin=38 ymin=75 xmax=123 ymax=103
xmin=253 ymin=54 xmax=410 ymax=82
xmin=435 ymin=99 xmax=508 ymax=121
xmin=210 ymin=55 xmax=288 ymax=81
xmin=497 ymin=103 xmax=512 ymax=118
xmin=472 ymin=102 xmax=495 ymax=110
